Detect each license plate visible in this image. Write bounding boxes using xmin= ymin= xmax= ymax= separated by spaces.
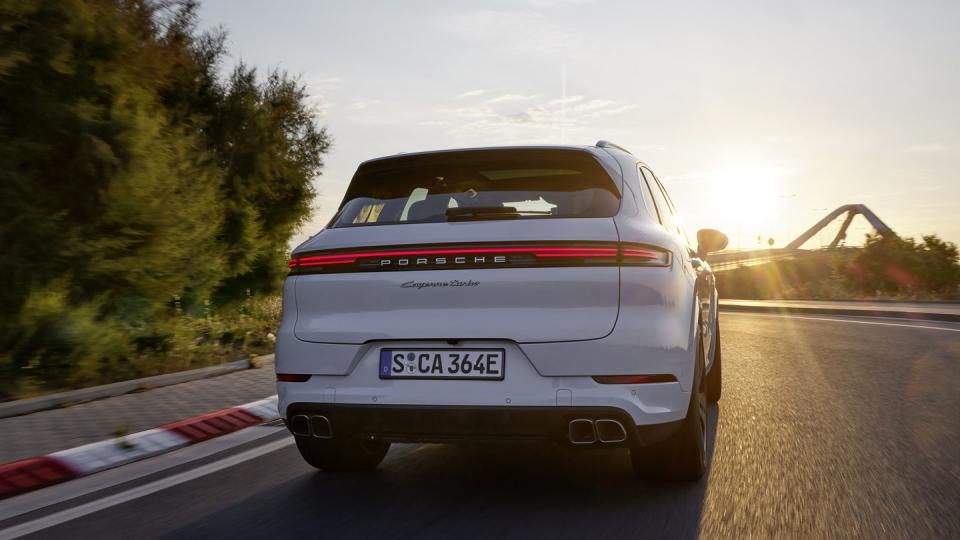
xmin=379 ymin=349 xmax=505 ymax=380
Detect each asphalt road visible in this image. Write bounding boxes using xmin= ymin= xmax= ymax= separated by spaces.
xmin=8 ymin=313 xmax=960 ymax=539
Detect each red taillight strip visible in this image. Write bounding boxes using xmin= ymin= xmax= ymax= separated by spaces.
xmin=535 ymin=251 xmax=617 ymax=258
xmin=291 ymin=245 xmax=622 ymax=268
xmin=622 ymin=248 xmax=659 ymax=259
xmin=288 ymin=242 xmax=671 ymax=272
xmin=306 ymin=246 xmax=618 ymax=259
xmin=290 ymin=256 xmax=357 ymax=268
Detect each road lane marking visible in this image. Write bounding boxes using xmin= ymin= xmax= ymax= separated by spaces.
xmin=726 ymin=312 xmax=960 ymax=332
xmin=0 ymin=438 xmax=294 ymax=540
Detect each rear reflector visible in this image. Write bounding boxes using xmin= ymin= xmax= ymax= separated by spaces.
xmin=592 ymin=374 xmax=677 ymax=384
xmin=288 ymin=242 xmax=670 ymax=275
xmin=277 ymin=373 xmax=311 ymax=383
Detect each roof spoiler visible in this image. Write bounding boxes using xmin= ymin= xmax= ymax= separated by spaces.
xmin=595 ymin=140 xmax=632 ymax=155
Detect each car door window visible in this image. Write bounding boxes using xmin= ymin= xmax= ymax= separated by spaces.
xmin=634 ymin=164 xmax=659 ymax=219
xmin=652 ymin=174 xmax=692 ymax=247
xmin=640 ymin=167 xmax=673 ymax=229
xmin=642 ymin=167 xmax=693 ymax=247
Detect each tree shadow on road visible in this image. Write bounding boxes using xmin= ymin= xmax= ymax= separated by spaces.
xmin=169 ymin=406 xmax=721 ymax=540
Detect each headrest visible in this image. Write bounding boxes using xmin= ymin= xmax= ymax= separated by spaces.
xmin=406 ymin=196 xmax=450 ymax=222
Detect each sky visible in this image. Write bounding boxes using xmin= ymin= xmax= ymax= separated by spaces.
xmin=199 ymin=0 xmax=959 ymax=249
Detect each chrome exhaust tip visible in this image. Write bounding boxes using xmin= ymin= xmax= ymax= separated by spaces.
xmin=289 ymin=414 xmax=310 ymax=437
xmin=310 ymin=415 xmax=333 ymax=439
xmin=595 ymin=419 xmax=627 ymax=443
xmin=568 ymin=419 xmax=597 ymax=445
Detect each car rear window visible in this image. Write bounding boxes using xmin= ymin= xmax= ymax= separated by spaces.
xmin=329 ymin=149 xmax=621 ymax=228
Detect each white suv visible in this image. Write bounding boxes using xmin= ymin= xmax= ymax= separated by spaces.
xmin=276 ymin=142 xmax=728 ymax=481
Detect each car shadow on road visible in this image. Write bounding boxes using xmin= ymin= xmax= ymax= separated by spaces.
xmin=169 ymin=406 xmax=721 ymax=540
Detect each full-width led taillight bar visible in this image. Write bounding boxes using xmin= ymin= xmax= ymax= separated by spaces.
xmin=287 ymin=242 xmax=670 ymax=275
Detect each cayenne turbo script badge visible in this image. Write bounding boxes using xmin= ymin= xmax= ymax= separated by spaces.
xmin=401 ymin=280 xmax=480 ymax=289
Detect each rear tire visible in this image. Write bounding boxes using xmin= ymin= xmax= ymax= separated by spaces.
xmin=295 ymin=436 xmax=390 ymax=471
xmin=707 ymin=320 xmax=722 ymax=404
xmin=631 ymin=328 xmax=708 ymax=482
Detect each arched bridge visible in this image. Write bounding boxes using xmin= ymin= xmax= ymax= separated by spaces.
xmin=708 ymin=204 xmax=896 ymax=271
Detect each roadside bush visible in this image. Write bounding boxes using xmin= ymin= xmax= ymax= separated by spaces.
xmin=843 ymin=234 xmax=960 ymax=296
xmin=716 ymin=234 xmax=960 ymax=300
xmin=716 ymin=252 xmax=847 ymax=300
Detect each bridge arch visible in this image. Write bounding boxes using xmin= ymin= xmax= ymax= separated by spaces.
xmin=784 ymin=204 xmax=895 ymax=250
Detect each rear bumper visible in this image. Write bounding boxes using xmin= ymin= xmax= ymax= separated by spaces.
xmin=277 ymin=339 xmax=691 ymax=427
xmin=284 ymin=404 xmax=683 ymax=447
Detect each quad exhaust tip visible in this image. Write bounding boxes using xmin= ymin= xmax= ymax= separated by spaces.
xmin=568 ymin=418 xmax=597 ymax=445
xmin=595 ymin=419 xmax=627 ymax=443
xmin=310 ymin=415 xmax=333 ymax=438
xmin=567 ymin=418 xmax=628 ymax=445
xmin=289 ymin=414 xmax=333 ymax=438
xmin=295 ymin=414 xmax=626 ymax=444
xmin=290 ymin=414 xmax=310 ymax=436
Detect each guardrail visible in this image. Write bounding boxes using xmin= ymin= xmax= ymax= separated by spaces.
xmin=707 ymin=247 xmax=853 ymax=272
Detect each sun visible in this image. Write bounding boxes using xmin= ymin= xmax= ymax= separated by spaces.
xmin=706 ymin=163 xmax=789 ymax=248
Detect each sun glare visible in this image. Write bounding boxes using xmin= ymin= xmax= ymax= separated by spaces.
xmin=707 ymin=163 xmax=790 ymax=249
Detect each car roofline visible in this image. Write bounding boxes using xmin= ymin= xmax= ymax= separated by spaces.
xmin=357 ymin=144 xmax=617 ymax=168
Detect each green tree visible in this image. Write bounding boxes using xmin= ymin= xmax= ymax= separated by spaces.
xmin=843 ymin=233 xmax=959 ymax=297
xmin=844 ymin=234 xmax=920 ymax=294
xmin=0 ymin=0 xmax=329 ymax=396
xmin=208 ymin=66 xmax=329 ymax=303
xmin=156 ymin=4 xmax=330 ymax=303
xmin=915 ymin=235 xmax=960 ymax=295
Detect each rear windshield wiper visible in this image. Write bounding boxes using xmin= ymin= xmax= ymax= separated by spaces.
xmin=445 ymin=206 xmax=554 ymax=221
xmin=445 ymin=206 xmax=522 ymax=221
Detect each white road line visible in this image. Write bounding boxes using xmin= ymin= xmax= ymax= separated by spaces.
xmin=0 ymin=438 xmax=294 ymax=540
xmin=0 ymin=427 xmax=284 ymax=523
xmin=726 ymin=311 xmax=960 ymax=332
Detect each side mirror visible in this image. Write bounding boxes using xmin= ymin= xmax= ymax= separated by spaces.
xmin=697 ymin=228 xmax=729 ymax=258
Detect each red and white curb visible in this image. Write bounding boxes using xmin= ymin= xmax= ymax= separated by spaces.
xmin=0 ymin=395 xmax=279 ymax=500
